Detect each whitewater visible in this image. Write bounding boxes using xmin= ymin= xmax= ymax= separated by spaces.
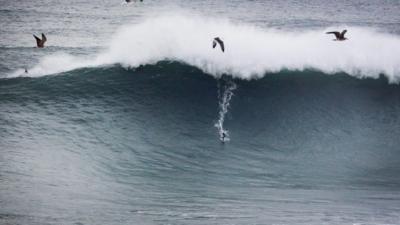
xmin=8 ymin=14 xmax=400 ymax=82
xmin=2 ymin=1 xmax=400 ymax=224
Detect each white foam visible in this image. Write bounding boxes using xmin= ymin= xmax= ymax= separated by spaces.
xmin=8 ymin=53 xmax=96 ymax=78
xmin=215 ymin=79 xmax=237 ymax=142
xmin=9 ymin=14 xmax=400 ymax=82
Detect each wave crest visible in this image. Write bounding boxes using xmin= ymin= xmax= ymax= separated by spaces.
xmin=9 ymin=14 xmax=400 ymax=82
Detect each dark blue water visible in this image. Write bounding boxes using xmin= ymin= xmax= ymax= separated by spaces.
xmin=1 ymin=1 xmax=400 ymax=224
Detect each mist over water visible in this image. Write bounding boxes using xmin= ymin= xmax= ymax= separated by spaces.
xmin=1 ymin=0 xmax=400 ymax=224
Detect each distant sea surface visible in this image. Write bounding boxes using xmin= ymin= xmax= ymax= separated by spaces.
xmin=1 ymin=0 xmax=400 ymax=224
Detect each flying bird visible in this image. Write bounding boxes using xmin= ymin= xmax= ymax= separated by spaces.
xmin=326 ymin=30 xmax=348 ymax=41
xmin=33 ymin=33 xmax=47 ymax=48
xmin=212 ymin=37 xmax=225 ymax=52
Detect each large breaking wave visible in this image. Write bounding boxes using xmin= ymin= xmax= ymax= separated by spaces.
xmin=7 ymin=14 xmax=400 ymax=82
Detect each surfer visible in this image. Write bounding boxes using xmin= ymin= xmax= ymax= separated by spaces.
xmin=326 ymin=30 xmax=348 ymax=41
xmin=24 ymin=68 xmax=28 ymax=73
xmin=221 ymin=131 xmax=227 ymax=142
xmin=212 ymin=37 xmax=225 ymax=52
xmin=33 ymin=33 xmax=47 ymax=48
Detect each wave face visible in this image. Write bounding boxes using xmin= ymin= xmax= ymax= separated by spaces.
xmin=2 ymin=63 xmax=400 ymax=224
xmin=3 ymin=64 xmax=400 ymax=184
xmin=8 ymin=15 xmax=400 ymax=82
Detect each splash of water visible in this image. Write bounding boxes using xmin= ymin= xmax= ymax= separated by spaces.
xmin=215 ymin=77 xmax=237 ymax=142
xmin=7 ymin=14 xmax=400 ymax=81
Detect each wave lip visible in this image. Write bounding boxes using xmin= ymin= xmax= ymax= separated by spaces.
xmin=9 ymin=14 xmax=400 ymax=82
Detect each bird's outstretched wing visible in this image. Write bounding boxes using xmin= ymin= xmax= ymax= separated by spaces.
xmin=326 ymin=31 xmax=340 ymax=39
xmin=33 ymin=35 xmax=41 ymax=46
xmin=215 ymin=38 xmax=224 ymax=52
xmin=41 ymin=33 xmax=47 ymax=43
xmin=340 ymin=30 xmax=347 ymax=37
xmin=212 ymin=40 xmax=217 ymax=49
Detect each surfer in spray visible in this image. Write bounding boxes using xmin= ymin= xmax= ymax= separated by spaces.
xmin=215 ymin=76 xmax=236 ymax=143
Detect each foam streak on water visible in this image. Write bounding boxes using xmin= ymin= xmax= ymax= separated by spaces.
xmin=215 ymin=77 xmax=237 ymax=142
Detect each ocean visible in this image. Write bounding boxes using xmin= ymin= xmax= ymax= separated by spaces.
xmin=1 ymin=0 xmax=400 ymax=224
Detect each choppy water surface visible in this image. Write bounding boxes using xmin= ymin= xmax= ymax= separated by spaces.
xmin=1 ymin=0 xmax=400 ymax=224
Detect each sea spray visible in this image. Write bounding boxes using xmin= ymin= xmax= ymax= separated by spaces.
xmin=215 ymin=76 xmax=237 ymax=142
xmin=8 ymin=14 xmax=400 ymax=81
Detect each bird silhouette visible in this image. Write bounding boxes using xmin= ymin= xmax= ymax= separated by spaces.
xmin=326 ymin=30 xmax=348 ymax=41
xmin=212 ymin=37 xmax=225 ymax=52
xmin=33 ymin=33 xmax=47 ymax=48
